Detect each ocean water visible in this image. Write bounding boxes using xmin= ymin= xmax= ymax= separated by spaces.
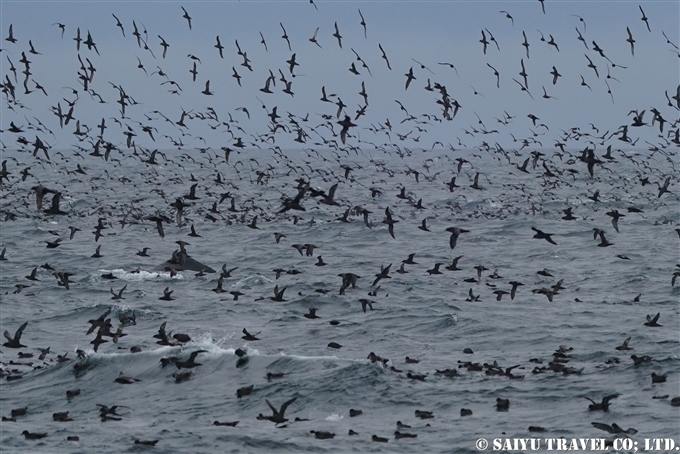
xmin=0 ymin=147 xmax=678 ymax=453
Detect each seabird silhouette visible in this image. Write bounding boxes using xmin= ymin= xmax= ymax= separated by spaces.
xmin=258 ymin=397 xmax=297 ymax=424
xmin=3 ymin=321 xmax=28 ymax=348
xmin=585 ymin=394 xmax=619 ymax=411
xmin=446 ymin=227 xmax=469 ymax=249
xmin=531 ymin=227 xmax=557 ymax=245
xmin=176 ymin=350 xmax=207 ymax=369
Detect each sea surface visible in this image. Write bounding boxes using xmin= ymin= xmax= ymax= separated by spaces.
xmin=0 ymin=147 xmax=679 ymax=453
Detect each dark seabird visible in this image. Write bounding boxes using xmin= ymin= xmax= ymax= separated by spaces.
xmin=509 ymin=281 xmax=524 ymax=300
xmin=22 ymin=431 xmax=47 ymax=440
xmin=3 ymin=321 xmax=28 ymax=348
xmin=258 ymin=397 xmax=297 ymax=424
xmin=237 ymin=385 xmax=254 ymax=398
xmin=319 ymin=183 xmax=340 ymax=206
xmin=585 ymin=394 xmax=618 ymax=411
xmin=242 ymin=328 xmax=260 ymax=341
xmin=460 ymin=408 xmax=473 ymax=416
xmin=136 ymin=247 xmax=150 ymax=257
xmin=615 ymin=337 xmax=632 ymax=350
xmin=271 ymin=285 xmax=287 ymax=302
xmin=561 ymin=207 xmax=576 ymax=220
xmin=189 ymin=225 xmax=201 ymax=237
xmin=212 ymin=276 xmax=226 ymax=293
xmin=591 ymin=422 xmax=637 ymax=435
xmin=446 ymin=227 xmax=469 ymax=249
xmin=427 ymin=263 xmax=443 ymax=275
xmin=46 ymin=238 xmax=62 ymax=248
xmin=435 ymin=368 xmax=459 ymax=377
xmin=311 ymin=430 xmax=335 ymax=439
xmin=159 ymin=287 xmax=174 ymax=301
xmin=11 ymin=406 xmax=28 ymax=417
xmin=68 ymin=226 xmax=81 ymax=240
xmin=631 ymin=355 xmax=652 ymax=366
xmin=32 ymin=185 xmax=54 ymax=211
xmin=395 ymin=431 xmax=417 ymax=439
xmin=493 ymin=290 xmax=509 ymax=301
xmin=349 ymin=409 xmax=363 ymax=417
xmin=134 ymin=440 xmax=159 ymax=446
xmin=418 ymin=218 xmax=430 ymax=232
xmin=173 ymin=371 xmax=192 ymax=383
xmin=53 ymin=411 xmax=73 ymax=422
xmin=605 ymin=210 xmax=624 ymax=232
xmin=110 ymin=284 xmax=126 ymax=300
xmin=44 ymin=192 xmax=68 ymax=215
xmin=247 ymin=217 xmax=260 ymax=229
xmin=172 ymin=333 xmax=191 ymax=344
xmin=360 ymin=299 xmax=375 ymax=313
xmin=278 ymin=184 xmax=308 ymax=214
xmin=114 ymin=372 xmax=141 ymax=384
xmin=651 ymin=373 xmax=667 ymax=383
xmin=213 ymin=420 xmax=239 ymax=427
xmin=644 ymin=312 xmax=661 ymax=327
xmin=531 ymin=227 xmax=557 ymax=245
xmin=445 ymin=255 xmax=463 ymax=271
xmin=338 ymin=116 xmax=356 ymax=144
xmin=496 ymin=398 xmax=510 ymax=410
xmin=304 ymin=308 xmax=320 ymax=319
xmin=373 ymin=263 xmax=392 ymax=286
xmin=372 ymin=435 xmax=389 ymax=443
xmin=25 ymin=267 xmax=39 ymax=281
xmin=87 ymin=308 xmax=111 ymax=336
xmin=160 ymin=356 xmax=178 ymax=367
xmin=466 ymin=288 xmax=480 ymax=302
xmin=229 ymin=291 xmax=244 ymax=301
xmin=90 ymin=333 xmax=108 ymax=352
xmin=474 ymin=264 xmax=489 ymax=281
xmin=382 ymin=207 xmax=398 ymax=239
xmin=327 ymin=342 xmax=342 ymax=349
xmin=403 ymin=253 xmax=418 ymax=264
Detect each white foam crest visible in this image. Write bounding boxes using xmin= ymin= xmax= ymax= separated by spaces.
xmin=98 ymin=268 xmax=184 ymax=281
xmin=234 ymin=274 xmax=273 ymax=287
xmin=325 ymin=413 xmax=343 ymax=422
xmin=274 ymin=352 xmax=362 ymax=362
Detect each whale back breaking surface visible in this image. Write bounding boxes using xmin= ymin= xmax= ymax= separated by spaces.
xmin=155 ymin=254 xmax=216 ymax=273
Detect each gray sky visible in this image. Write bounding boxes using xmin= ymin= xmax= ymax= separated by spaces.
xmin=1 ymin=1 xmax=678 ymax=152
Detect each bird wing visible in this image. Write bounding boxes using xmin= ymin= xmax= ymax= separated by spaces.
xmin=280 ymin=397 xmax=297 ymax=415
xmin=591 ymin=422 xmax=613 ymax=433
xmin=15 ymin=321 xmax=28 ymax=340
xmin=449 ymin=232 xmax=458 ymax=249
xmin=266 ymin=399 xmax=277 ymax=414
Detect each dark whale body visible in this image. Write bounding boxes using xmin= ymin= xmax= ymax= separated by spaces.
xmin=155 ymin=251 xmax=216 ymax=273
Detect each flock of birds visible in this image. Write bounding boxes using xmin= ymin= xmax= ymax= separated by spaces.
xmin=1 ymin=0 xmax=679 ymax=450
